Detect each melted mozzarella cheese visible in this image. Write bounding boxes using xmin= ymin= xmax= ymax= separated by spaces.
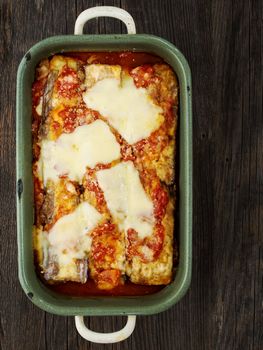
xmin=140 ymin=245 xmax=154 ymax=261
xmin=36 ymin=97 xmax=43 ymax=116
xmin=48 ymin=201 xmax=102 ymax=265
xmin=84 ymin=64 xmax=121 ymax=88
xmin=96 ymin=161 xmax=154 ymax=238
xmin=38 ymin=120 xmax=120 ymax=184
xmin=83 ymin=74 xmax=164 ymax=144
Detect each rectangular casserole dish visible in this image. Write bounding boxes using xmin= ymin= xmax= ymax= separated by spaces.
xmin=16 ymin=7 xmax=192 ymax=322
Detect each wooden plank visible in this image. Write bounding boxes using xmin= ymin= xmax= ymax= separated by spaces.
xmin=248 ymin=1 xmax=263 ymax=349
xmin=121 ymin=1 xmax=215 ymax=349
xmin=211 ymin=0 xmax=244 ymax=347
xmin=0 ymin=1 xmax=47 ymax=349
xmin=211 ymin=0 xmax=263 ymax=349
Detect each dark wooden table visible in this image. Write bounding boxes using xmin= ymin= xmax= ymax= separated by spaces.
xmin=1 ymin=0 xmax=262 ymax=349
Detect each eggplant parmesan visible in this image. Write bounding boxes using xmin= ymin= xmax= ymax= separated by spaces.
xmin=32 ymin=52 xmax=178 ymax=292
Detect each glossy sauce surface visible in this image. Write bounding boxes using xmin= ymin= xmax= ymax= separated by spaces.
xmin=47 ymin=279 xmax=164 ymax=297
xmin=64 ymin=51 xmax=163 ymax=68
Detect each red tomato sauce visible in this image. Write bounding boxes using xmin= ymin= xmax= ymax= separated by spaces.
xmin=64 ymin=51 xmax=163 ymax=68
xmin=130 ymin=64 xmax=160 ymax=88
xmin=91 ymin=222 xmax=116 ymax=237
xmin=46 ymin=279 xmax=164 ymax=297
xmin=56 ymin=66 xmax=80 ymax=99
xmin=32 ymin=79 xmax=45 ymax=108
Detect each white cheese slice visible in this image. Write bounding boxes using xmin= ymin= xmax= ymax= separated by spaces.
xmin=39 ymin=119 xmax=120 ymax=184
xmin=96 ymin=161 xmax=154 ymax=238
xmin=83 ymin=74 xmax=164 ymax=144
xmin=48 ymin=201 xmax=102 ymax=265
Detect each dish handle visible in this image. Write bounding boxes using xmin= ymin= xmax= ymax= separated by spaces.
xmin=74 ymin=6 xmax=136 ymax=35
xmin=75 ymin=315 xmax=136 ymax=344
xmin=74 ymin=5 xmax=136 ymax=344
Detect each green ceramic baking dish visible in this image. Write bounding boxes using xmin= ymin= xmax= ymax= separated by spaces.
xmin=16 ymin=6 xmax=192 ymax=343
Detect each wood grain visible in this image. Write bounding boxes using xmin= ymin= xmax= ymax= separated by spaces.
xmin=0 ymin=0 xmax=262 ymax=349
